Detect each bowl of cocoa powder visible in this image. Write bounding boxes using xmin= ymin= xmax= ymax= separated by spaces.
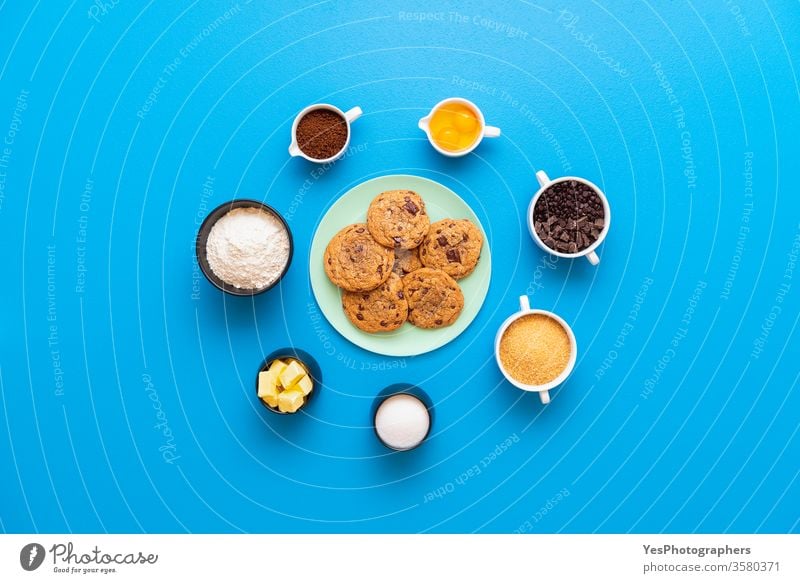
xmin=289 ymin=103 xmax=362 ymax=163
xmin=494 ymin=295 xmax=577 ymax=404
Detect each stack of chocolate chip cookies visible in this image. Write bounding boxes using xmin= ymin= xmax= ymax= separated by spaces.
xmin=323 ymin=189 xmax=483 ymax=333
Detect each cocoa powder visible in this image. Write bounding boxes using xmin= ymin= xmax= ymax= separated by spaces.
xmin=296 ymin=109 xmax=348 ymax=160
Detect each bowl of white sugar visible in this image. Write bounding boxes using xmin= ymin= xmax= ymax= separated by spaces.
xmin=196 ymin=199 xmax=293 ymax=296
xmin=372 ymin=385 xmax=434 ymax=452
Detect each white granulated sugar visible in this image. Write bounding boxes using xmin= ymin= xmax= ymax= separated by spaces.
xmin=375 ymin=394 xmax=430 ymax=450
xmin=206 ymin=207 xmax=290 ymax=290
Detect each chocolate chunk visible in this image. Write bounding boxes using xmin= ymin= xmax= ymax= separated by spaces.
xmin=437 ymin=235 xmax=448 ymax=247
xmin=567 ymin=242 xmax=577 ymax=253
xmin=397 ymin=291 xmax=404 ymax=299
xmin=462 ymin=233 xmax=469 ymax=241
xmin=380 ymin=321 xmax=387 ymax=327
xmin=445 ymin=249 xmax=461 ymax=263
xmin=356 ymin=313 xmax=364 ymax=320
xmin=435 ymin=319 xmax=443 ymax=325
xmin=403 ymin=200 xmax=419 ymax=215
xmin=392 ymin=236 xmax=402 ymax=246
xmin=590 ymin=229 xmax=600 ymax=239
xmin=559 ymin=231 xmax=570 ymax=242
xmin=356 ymin=227 xmax=365 ymax=233
xmin=594 ymin=218 xmax=604 ymax=228
xmin=377 ymin=265 xmax=383 ymax=276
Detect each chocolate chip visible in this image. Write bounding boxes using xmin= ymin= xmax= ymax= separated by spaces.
xmin=403 ymin=200 xmax=419 ymax=215
xmin=356 ymin=227 xmax=364 ymax=233
xmin=435 ymin=319 xmax=443 ymax=325
xmin=354 ymin=244 xmax=364 ymax=253
xmin=446 ymin=248 xmax=461 ymax=263
xmin=356 ymin=313 xmax=364 ymax=320
xmin=437 ymin=235 xmax=448 ymax=246
xmin=397 ymin=291 xmax=404 ymax=299
xmin=380 ymin=321 xmax=387 ymax=327
xmin=392 ymin=236 xmax=402 ymax=246
xmin=376 ymin=265 xmax=383 ymax=276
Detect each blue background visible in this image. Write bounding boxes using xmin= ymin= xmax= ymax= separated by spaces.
xmin=1 ymin=0 xmax=798 ymax=533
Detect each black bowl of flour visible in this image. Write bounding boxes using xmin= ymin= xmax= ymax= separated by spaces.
xmin=196 ymin=199 xmax=294 ymax=296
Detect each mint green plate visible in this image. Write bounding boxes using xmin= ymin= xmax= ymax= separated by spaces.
xmin=309 ymin=174 xmax=492 ymax=357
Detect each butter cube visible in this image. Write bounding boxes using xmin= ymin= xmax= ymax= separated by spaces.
xmin=279 ymin=360 xmax=306 ymax=389
xmin=295 ymin=374 xmax=313 ymax=396
xmin=257 ymin=371 xmax=280 ymax=407
xmin=277 ymin=389 xmax=305 ymax=413
xmin=268 ymin=358 xmax=288 ymax=378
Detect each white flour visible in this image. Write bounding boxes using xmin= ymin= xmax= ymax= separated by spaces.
xmin=206 ymin=207 xmax=290 ymax=289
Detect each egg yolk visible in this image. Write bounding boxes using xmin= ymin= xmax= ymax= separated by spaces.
xmin=429 ymin=103 xmax=481 ymax=152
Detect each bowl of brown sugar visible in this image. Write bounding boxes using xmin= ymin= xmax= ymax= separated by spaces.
xmin=494 ymin=295 xmax=577 ymax=404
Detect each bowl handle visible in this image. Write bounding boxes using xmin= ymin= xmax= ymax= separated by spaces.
xmin=344 ymin=106 xmax=362 ymax=123
xmin=586 ymin=250 xmax=600 ymax=265
xmin=519 ymin=295 xmax=530 ymax=311
xmin=539 ymin=390 xmax=551 ymax=404
xmin=483 ymin=125 xmax=501 ymax=138
xmin=536 ymin=170 xmax=550 ymax=188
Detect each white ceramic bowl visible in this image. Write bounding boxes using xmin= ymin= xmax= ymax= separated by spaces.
xmin=418 ymin=97 xmax=500 ymax=157
xmin=527 ymin=170 xmax=611 ymax=265
xmin=288 ymin=103 xmax=362 ymax=163
xmin=494 ymin=295 xmax=577 ymax=404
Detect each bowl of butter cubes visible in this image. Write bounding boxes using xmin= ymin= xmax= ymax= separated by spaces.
xmin=256 ymin=348 xmax=321 ymax=414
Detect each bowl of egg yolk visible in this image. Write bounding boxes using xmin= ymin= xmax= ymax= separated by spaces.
xmin=418 ymin=97 xmax=501 ymax=157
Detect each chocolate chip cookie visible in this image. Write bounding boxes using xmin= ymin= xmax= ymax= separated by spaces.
xmin=419 ymin=219 xmax=483 ymax=279
xmin=342 ymin=273 xmax=408 ymax=333
xmin=402 ymin=268 xmax=464 ymax=329
xmin=324 ymin=224 xmax=394 ymax=292
xmin=392 ymin=246 xmax=423 ymax=277
xmin=366 ymin=190 xmax=430 ymax=249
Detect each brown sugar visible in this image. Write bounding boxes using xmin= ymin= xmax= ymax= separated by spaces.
xmin=499 ymin=314 xmax=571 ymax=386
xmin=296 ymin=109 xmax=348 ymax=160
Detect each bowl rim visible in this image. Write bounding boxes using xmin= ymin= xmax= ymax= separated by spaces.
xmin=371 ymin=384 xmax=433 ymax=451
xmin=255 ymin=348 xmax=321 ymax=415
xmin=196 ymin=198 xmax=294 ymax=296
